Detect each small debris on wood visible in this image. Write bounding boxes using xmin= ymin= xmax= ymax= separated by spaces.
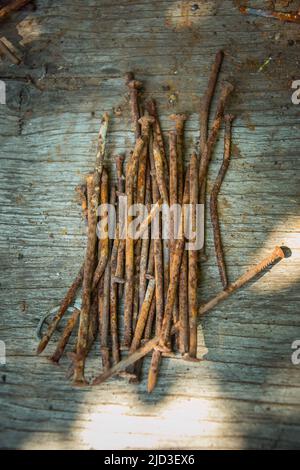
xmin=239 ymin=6 xmax=300 ymax=24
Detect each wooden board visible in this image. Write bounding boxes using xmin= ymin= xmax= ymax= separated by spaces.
xmin=0 ymin=0 xmax=299 ymax=450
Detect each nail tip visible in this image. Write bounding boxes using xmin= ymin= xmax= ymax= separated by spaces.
xmin=147 ymin=382 xmax=155 ymax=393
xmin=36 ymin=342 xmax=45 ymax=355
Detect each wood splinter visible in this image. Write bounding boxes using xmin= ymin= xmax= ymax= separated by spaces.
xmin=123 ymin=125 xmax=152 ymax=347
xmin=188 ymin=153 xmax=199 ymax=360
xmin=199 ymin=50 xmax=224 ymax=158
xmin=199 ymin=81 xmax=234 ymax=204
xmin=114 ymin=154 xmax=126 ymax=296
xmin=147 ymin=172 xmax=190 ymax=393
xmin=92 ymin=169 xmax=109 ymax=291
xmin=49 ymin=308 xmax=80 ymax=364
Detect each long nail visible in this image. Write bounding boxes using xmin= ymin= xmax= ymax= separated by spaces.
xmin=199 ymin=50 xmax=224 ymax=156
xmin=169 ymin=130 xmax=179 ymax=347
xmin=153 ymin=138 xmax=169 ymax=204
xmin=210 ymin=114 xmax=235 ymax=289
xmin=130 ymin=278 xmax=156 ymax=353
xmin=74 ymin=172 xmax=99 ymax=383
xmin=95 ymin=113 xmax=109 ymax=178
xmin=36 ymin=264 xmax=83 ymax=354
xmin=110 ymin=234 xmax=120 ymax=366
xmin=126 ymin=73 xmax=142 ymax=139
xmin=115 ymin=155 xmax=126 ymax=298
xmin=148 ymin=172 xmax=190 ymax=392
xmin=124 ymin=133 xmax=150 ymax=347
xmin=146 ymin=98 xmax=168 ymax=171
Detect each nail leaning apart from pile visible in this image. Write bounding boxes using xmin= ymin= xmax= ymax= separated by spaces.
xmin=37 ymin=52 xmax=287 ymax=391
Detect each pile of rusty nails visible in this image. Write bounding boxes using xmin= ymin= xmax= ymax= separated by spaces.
xmin=36 ymin=51 xmax=286 ymax=391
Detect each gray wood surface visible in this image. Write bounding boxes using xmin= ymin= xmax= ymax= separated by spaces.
xmin=0 ymin=0 xmax=300 ymax=449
